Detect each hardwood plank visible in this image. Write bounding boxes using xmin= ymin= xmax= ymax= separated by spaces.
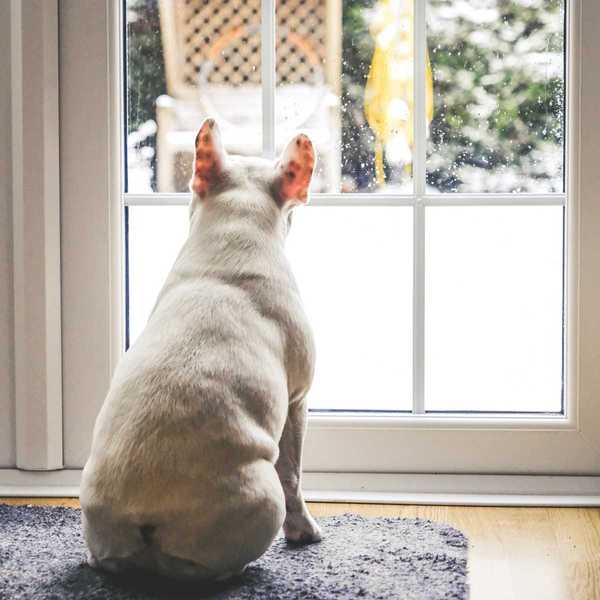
xmin=553 ymin=507 xmax=600 ymax=600
xmin=0 ymin=497 xmax=80 ymax=508
xmin=1 ymin=499 xmax=599 ymax=600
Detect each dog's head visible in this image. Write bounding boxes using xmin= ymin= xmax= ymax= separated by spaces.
xmin=188 ymin=119 xmax=316 ymax=237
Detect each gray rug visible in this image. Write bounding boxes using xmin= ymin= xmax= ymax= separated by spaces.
xmin=0 ymin=504 xmax=468 ymax=599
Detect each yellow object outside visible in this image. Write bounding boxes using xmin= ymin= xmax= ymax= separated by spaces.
xmin=364 ymin=0 xmax=434 ymax=186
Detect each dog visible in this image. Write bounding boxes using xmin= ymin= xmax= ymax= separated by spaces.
xmin=80 ymin=119 xmax=321 ymax=581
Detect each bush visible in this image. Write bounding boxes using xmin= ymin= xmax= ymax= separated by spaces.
xmin=340 ymin=0 xmax=564 ymax=192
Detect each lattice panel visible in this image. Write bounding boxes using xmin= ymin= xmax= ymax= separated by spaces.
xmin=178 ymin=0 xmax=326 ymax=88
xmin=278 ymin=0 xmax=326 ymax=85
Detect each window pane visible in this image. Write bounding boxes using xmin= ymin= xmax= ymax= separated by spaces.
xmin=287 ymin=207 xmax=413 ymax=411
xmin=427 ymin=0 xmax=565 ymax=193
xmin=128 ymin=206 xmax=189 ymax=342
xmin=126 ymin=0 xmax=261 ymax=193
xmin=425 ymin=206 xmax=563 ymax=412
xmin=276 ymin=0 xmax=414 ymax=193
xmin=129 ymin=206 xmax=414 ymax=412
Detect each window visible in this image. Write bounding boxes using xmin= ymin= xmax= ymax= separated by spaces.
xmin=125 ymin=0 xmax=565 ymax=415
xmin=7 ymin=0 xmax=598 ymax=483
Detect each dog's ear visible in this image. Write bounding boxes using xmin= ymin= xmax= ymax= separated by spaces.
xmin=274 ymin=133 xmax=316 ymax=205
xmin=190 ymin=119 xmax=227 ymax=198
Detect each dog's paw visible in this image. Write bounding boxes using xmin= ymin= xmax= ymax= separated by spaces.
xmin=283 ymin=512 xmax=322 ymax=545
xmin=86 ymin=552 xmax=101 ymax=570
xmin=87 ymin=552 xmax=129 ymax=574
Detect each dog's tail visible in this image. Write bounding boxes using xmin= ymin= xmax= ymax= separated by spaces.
xmin=139 ymin=523 xmax=156 ymax=546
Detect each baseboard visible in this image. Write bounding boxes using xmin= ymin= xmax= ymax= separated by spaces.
xmin=1 ymin=469 xmax=599 ymax=506
xmin=302 ymin=472 xmax=600 ymax=506
xmin=0 ymin=469 xmax=81 ymax=497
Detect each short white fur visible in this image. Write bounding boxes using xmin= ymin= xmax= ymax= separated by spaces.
xmin=80 ymin=119 xmax=321 ymax=581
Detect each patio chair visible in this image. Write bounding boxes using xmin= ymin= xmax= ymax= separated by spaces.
xmin=157 ymin=0 xmax=341 ymax=192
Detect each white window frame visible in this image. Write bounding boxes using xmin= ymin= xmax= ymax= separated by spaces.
xmin=125 ymin=0 xmax=567 ymax=419
xmin=2 ymin=0 xmax=599 ymax=502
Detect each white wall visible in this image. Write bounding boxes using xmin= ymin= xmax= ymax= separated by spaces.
xmin=0 ymin=1 xmax=16 ymax=467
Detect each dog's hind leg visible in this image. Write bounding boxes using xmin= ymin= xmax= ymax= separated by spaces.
xmin=82 ymin=510 xmax=155 ymax=573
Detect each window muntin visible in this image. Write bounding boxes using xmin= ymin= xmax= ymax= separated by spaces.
xmin=124 ymin=0 xmax=566 ymax=416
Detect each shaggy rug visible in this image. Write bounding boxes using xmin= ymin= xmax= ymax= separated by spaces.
xmin=0 ymin=504 xmax=468 ymax=599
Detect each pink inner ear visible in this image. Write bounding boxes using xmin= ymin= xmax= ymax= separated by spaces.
xmin=279 ymin=135 xmax=315 ymax=203
xmin=191 ymin=121 xmax=224 ymax=197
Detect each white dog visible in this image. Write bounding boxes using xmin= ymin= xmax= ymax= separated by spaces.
xmin=80 ymin=119 xmax=321 ymax=581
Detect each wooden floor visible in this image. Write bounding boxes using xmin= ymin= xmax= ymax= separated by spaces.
xmin=2 ymin=498 xmax=599 ymax=600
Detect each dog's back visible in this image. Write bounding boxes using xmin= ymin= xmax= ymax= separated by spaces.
xmin=81 ymin=126 xmax=316 ymax=579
